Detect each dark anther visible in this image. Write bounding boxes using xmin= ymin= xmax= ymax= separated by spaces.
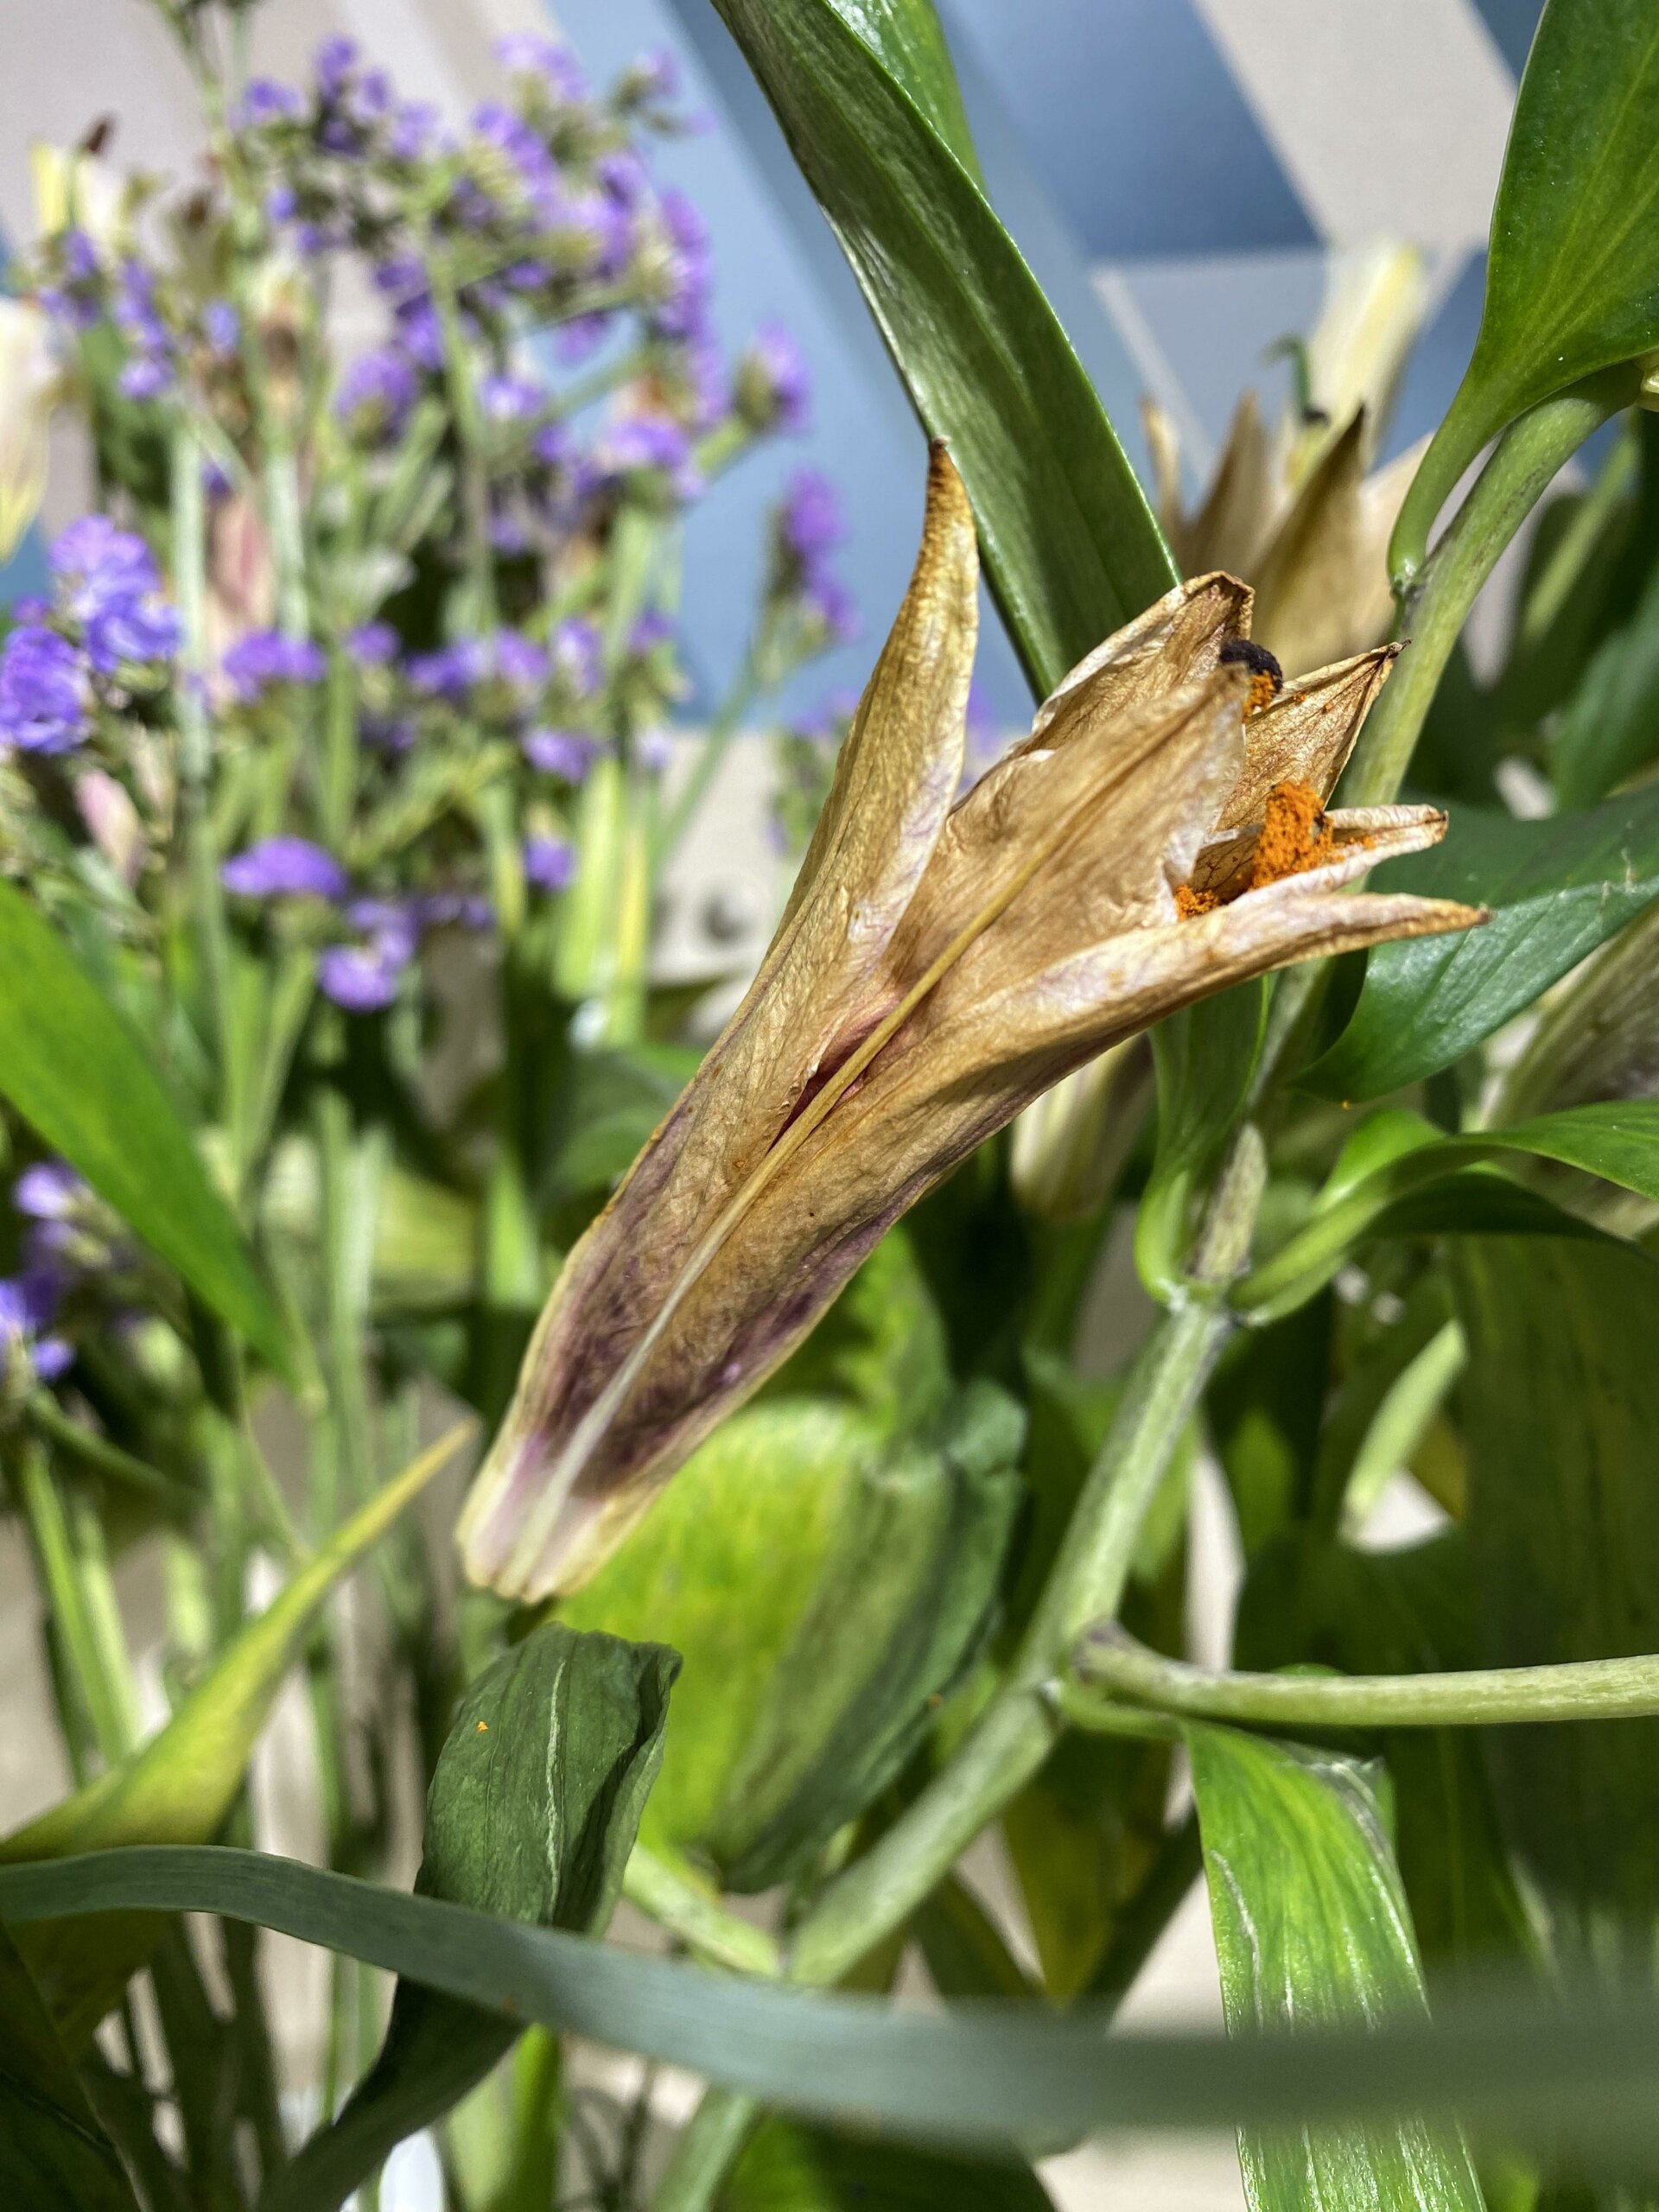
xmin=1218 ymin=637 xmax=1284 ymax=695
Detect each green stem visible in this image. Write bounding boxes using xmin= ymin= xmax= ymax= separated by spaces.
xmin=622 ymin=1847 xmax=782 ymax=1979
xmin=1343 ymin=376 xmax=1629 ymax=811
xmin=16 ymin=1442 xmax=137 ymax=1765
xmin=27 ymin=1393 xmax=197 ymax=1516
xmin=430 ymin=263 xmax=499 ymax=632
xmin=1065 ymin=1624 xmax=1659 ymax=1731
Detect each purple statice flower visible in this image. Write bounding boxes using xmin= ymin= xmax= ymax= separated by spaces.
xmin=495 ymin=31 xmax=588 ymax=101
xmin=51 ymin=518 xmax=159 ymax=617
xmin=417 ymin=891 xmax=493 ymax=931
xmin=479 ymin=371 xmax=544 ymax=423
xmin=112 ymin=257 xmax=175 ymax=399
xmin=619 ymin=48 xmax=680 ymax=109
xmin=0 ymin=627 xmax=90 ymax=753
xmin=118 ymin=354 xmax=173 ymax=401
xmin=804 ymin=572 xmax=860 ymax=644
xmin=780 ymin=468 xmax=846 ymax=567
xmin=85 ymin=594 xmax=181 ymax=671
xmin=532 ymin=420 xmax=575 ymax=472
xmin=389 ymin=99 xmax=442 ymax=162
xmin=495 ymin=630 xmax=549 ymax=695
xmin=223 ymin=630 xmax=327 ymax=701
xmin=61 ymin=230 xmax=99 ymax=285
xmin=201 ymin=299 xmax=239 ymax=354
xmin=238 ymin=79 xmax=304 ymax=127
xmin=346 ymin=621 xmax=398 ymax=667
xmin=567 ymin=192 xmax=635 ymax=283
xmin=314 ymin=34 xmax=359 ymax=100
xmin=0 ymin=1265 xmax=72 ymax=1382
xmin=222 ymin=836 xmax=347 ymax=901
xmin=653 ymin=188 xmax=712 ymax=342
xmin=684 ymin=340 xmax=729 ymax=434
xmin=737 ymin=322 xmax=810 ymax=435
xmin=361 ymin=713 xmax=415 ymax=753
xmin=556 ymin=310 xmax=613 ymax=366
xmin=523 ymin=835 xmax=575 ymax=892
xmin=394 ymin=292 xmax=446 ymax=372
xmin=318 ymin=942 xmax=403 ymax=1013
xmin=630 ymin=612 xmax=676 ymax=656
xmin=523 ymin=728 xmax=601 ymax=781
xmin=14 ymin=1160 xmax=85 ymax=1221
xmin=599 ymin=413 xmax=702 ymax=503
xmin=551 ymin=618 xmax=601 ymax=698
xmin=635 ymin=727 xmax=675 ymax=772
xmin=264 ymin=181 xmax=300 ymax=226
xmin=336 ymin=346 xmax=418 ymax=439
xmin=407 ymin=639 xmax=490 ymax=702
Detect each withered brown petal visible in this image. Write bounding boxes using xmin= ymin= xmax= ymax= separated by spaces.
xmin=1249 ymin=410 xmax=1418 ymax=674
xmin=1177 ymin=388 xmax=1279 ymax=579
xmin=1029 ymin=571 xmax=1253 ymax=747
xmin=1214 ymin=644 xmax=1399 ymax=830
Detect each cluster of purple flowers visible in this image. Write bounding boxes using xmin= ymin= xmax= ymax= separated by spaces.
xmin=0 ymin=519 xmax=181 ymax=754
xmin=0 ymin=1160 xmax=101 ymax=1388
xmin=222 ymin=630 xmax=329 ymax=703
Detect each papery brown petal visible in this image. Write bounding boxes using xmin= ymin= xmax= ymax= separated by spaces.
xmin=1249 ymin=410 xmax=1414 ymax=675
xmin=1214 ymin=644 xmax=1399 ymax=830
xmin=1190 ymin=798 xmax=1447 ymax=905
xmin=1030 ymin=570 xmax=1253 ymax=745
xmin=1178 ymin=390 xmax=1280 ymax=579
xmin=458 ymin=447 xmax=977 ymax=1595
xmin=1141 ymin=396 xmax=1187 ymax=554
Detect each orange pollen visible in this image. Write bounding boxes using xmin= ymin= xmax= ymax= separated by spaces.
xmin=1248 ymin=780 xmax=1337 ymax=889
xmin=1175 ymin=882 xmax=1219 ymax=918
xmin=1246 ymin=671 xmax=1278 ymax=718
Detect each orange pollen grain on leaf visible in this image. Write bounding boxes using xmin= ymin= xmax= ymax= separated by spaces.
xmin=1248 ymin=780 xmax=1337 ymax=889
xmin=1175 ymin=881 xmax=1220 ymax=918
xmin=476 ymin=1720 xmax=489 ymax=1732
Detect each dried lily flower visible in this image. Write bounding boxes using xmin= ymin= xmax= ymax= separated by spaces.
xmin=1144 ymin=241 xmax=1427 ymax=674
xmin=461 ymin=446 xmax=1481 ymax=1598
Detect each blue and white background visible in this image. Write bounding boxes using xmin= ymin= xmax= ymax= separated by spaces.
xmin=2 ymin=0 xmax=1541 ymax=720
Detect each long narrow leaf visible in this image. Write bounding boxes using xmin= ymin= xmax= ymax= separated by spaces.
xmin=11 ymin=1847 xmax=1659 ymax=2158
xmin=709 ymin=0 xmax=1177 ymax=694
xmin=0 ymin=882 xmax=289 ymax=1369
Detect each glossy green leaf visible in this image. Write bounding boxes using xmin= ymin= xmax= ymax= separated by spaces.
xmin=1187 ymin=1723 xmax=1487 ymax=2212
xmin=0 ymin=1423 xmax=467 ymax=2045
xmin=560 ymin=1397 xmax=883 ymax=1856
xmin=1233 ymin=1103 xmax=1659 ymax=1321
xmin=722 ymin=2116 xmax=1054 ymax=2211
xmin=819 ymin=0 xmax=982 ymax=181
xmin=1305 ymin=791 xmax=1659 ymax=1101
xmin=1235 ymin=1533 xmax=1531 ymax=1974
xmin=709 ymin=0 xmax=1177 ymax=696
xmin=1548 ymin=555 xmax=1659 ymax=807
xmin=0 ymin=882 xmax=289 ymax=1369
xmin=19 ymin=1844 xmax=1659 ymax=2153
xmin=266 ymin=1622 xmax=676 ymax=2212
xmin=0 ymin=1922 xmax=140 ymax=2212
xmin=1456 ymin=1236 xmax=1659 ymax=1953
xmin=712 ymin=1382 xmax=1022 ymax=1890
xmin=1393 ymin=0 xmax=1659 ymax=580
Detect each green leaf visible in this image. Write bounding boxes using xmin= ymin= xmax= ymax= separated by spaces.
xmin=722 ymin=2115 xmax=1055 ymax=2211
xmin=1455 ymin=1236 xmax=1659 ymax=1952
xmin=1186 ymin=1724 xmax=1487 ymax=2212
xmin=709 ymin=0 xmax=1177 ymax=696
xmin=0 ymin=1922 xmax=140 ymax=2212
xmin=1136 ymin=983 xmax=1267 ymax=1298
xmin=709 ymin=1381 xmax=1023 ymax=1891
xmin=19 ymin=1844 xmax=1659 ymax=2155
xmin=1392 ymin=0 xmax=1659 ymax=580
xmin=1304 ymin=792 xmax=1659 ymax=1102
xmin=0 ymin=882 xmax=289 ymax=1369
xmin=1233 ymin=1103 xmax=1659 ymax=1321
xmin=1548 ymin=554 xmax=1659 ymax=807
xmin=264 ymin=1622 xmax=676 ymax=2212
xmin=1234 ymin=1533 xmax=1532 ymax=1974
xmin=0 ymin=1423 xmax=467 ymax=2046
xmin=559 ymin=1397 xmax=882 ymax=1856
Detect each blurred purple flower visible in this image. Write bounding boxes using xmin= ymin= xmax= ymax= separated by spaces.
xmin=346 ymin=621 xmax=399 ymax=667
xmin=524 ymin=835 xmax=575 ymax=892
xmin=780 ymin=468 xmax=846 ymax=566
xmin=389 ymin=101 xmax=441 ymax=162
xmin=407 ymin=638 xmax=490 ymax=702
xmin=552 ymin=618 xmax=601 ymax=697
xmin=239 ymin=80 xmax=303 ymax=127
xmin=654 ymin=188 xmax=712 ymax=341
xmin=804 ymin=573 xmax=860 ymax=644
xmin=336 ymin=347 xmax=419 ymax=439
xmin=315 ymin=35 xmax=359 ymax=99
xmin=222 ymin=836 xmax=347 ymax=900
xmin=495 ymin=32 xmax=588 ymax=101
xmin=223 ymin=629 xmax=328 ymax=700
xmin=52 ymin=518 xmax=159 ymax=615
xmin=523 ymin=728 xmax=601 ymax=781
xmin=264 ymin=182 xmax=300 ymax=225
xmin=118 ymin=354 xmax=173 ymax=401
xmin=556 ymin=311 xmax=613 ymax=366
xmin=738 ymin=322 xmax=810 ymax=434
xmin=495 ymin=630 xmax=549 ymax=694
xmin=14 ymin=1160 xmax=84 ymax=1220
xmin=480 ymin=371 xmax=544 ymax=423
xmin=318 ymin=942 xmax=403 ymax=1013
xmin=635 ymin=727 xmax=675 ymax=772
xmin=630 ymin=611 xmax=676 ymax=655
xmin=0 ymin=627 xmax=89 ymax=753
xmin=201 ymin=299 xmax=239 ymax=353
xmin=0 ymin=1264 xmax=71 ymax=1381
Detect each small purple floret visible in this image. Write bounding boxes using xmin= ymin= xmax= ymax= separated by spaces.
xmin=222 ymin=836 xmax=348 ymax=901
